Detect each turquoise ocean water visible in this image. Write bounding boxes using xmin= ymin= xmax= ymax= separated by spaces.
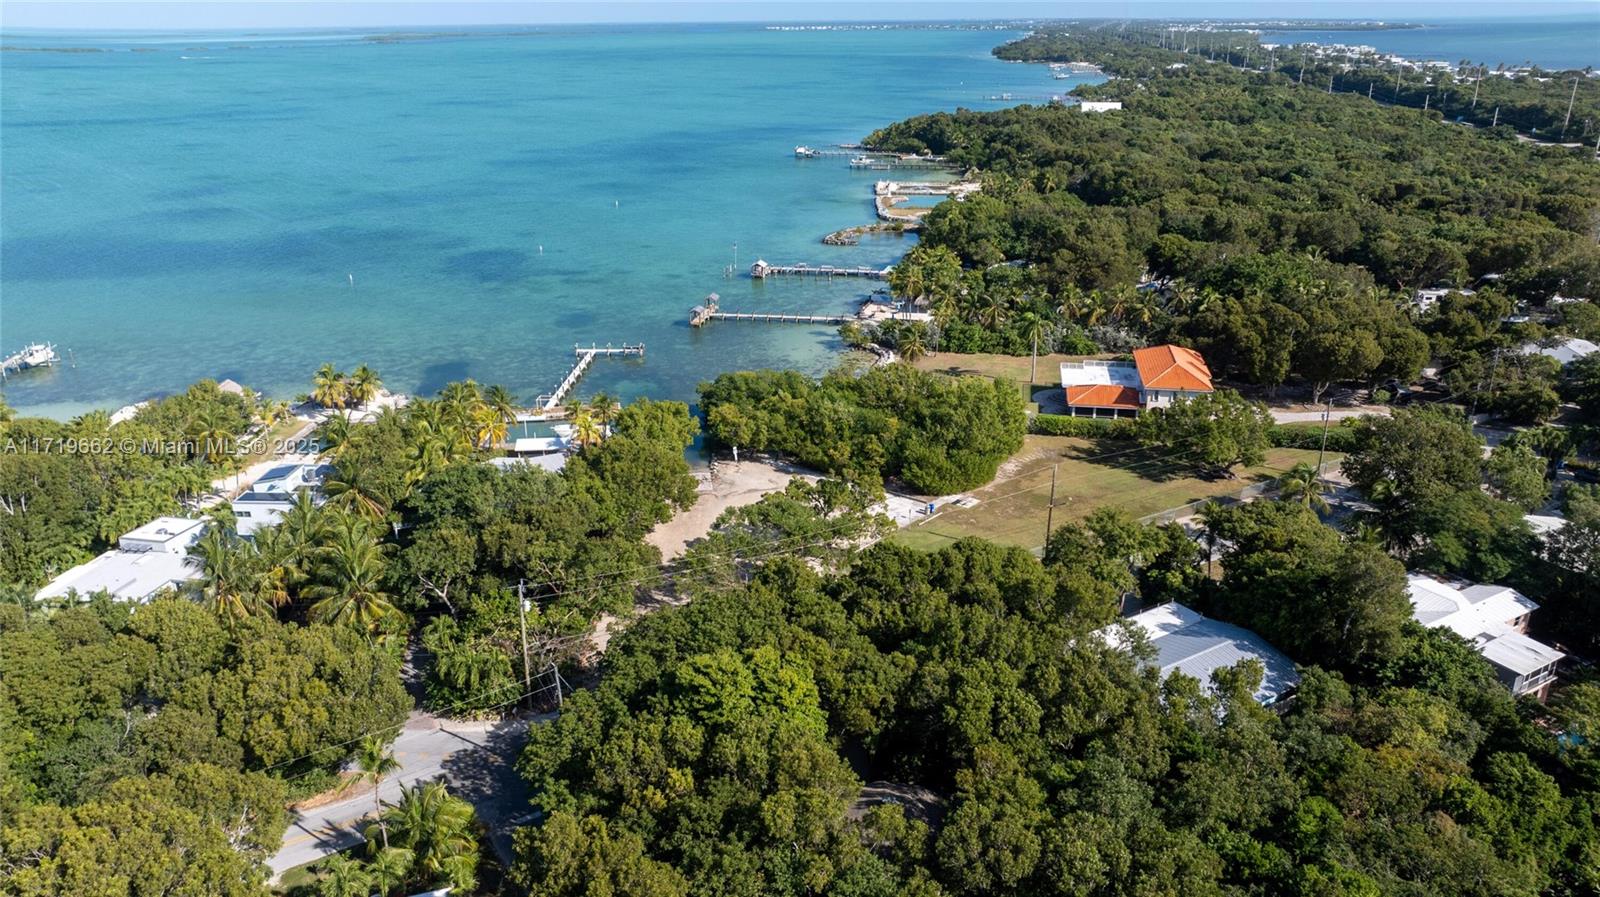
xmin=1 ymin=25 xmax=1088 ymax=418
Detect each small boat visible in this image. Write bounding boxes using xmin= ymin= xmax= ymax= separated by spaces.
xmin=1 ymin=342 xmax=58 ymax=377
xmin=849 ymin=155 xmax=891 ymax=170
xmin=794 ymin=145 xmax=817 ymax=158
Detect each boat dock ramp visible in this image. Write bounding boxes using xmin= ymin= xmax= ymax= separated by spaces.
xmin=520 ymin=343 xmax=644 ymax=420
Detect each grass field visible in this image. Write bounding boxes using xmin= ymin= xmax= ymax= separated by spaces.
xmin=891 ymin=435 xmax=1334 ymax=552
xmin=914 ymin=350 xmax=1106 ymax=411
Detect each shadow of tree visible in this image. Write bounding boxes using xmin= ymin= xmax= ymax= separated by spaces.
xmin=440 ymin=720 xmax=533 ymax=869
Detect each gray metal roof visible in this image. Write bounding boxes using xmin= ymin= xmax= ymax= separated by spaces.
xmin=1111 ymin=603 xmax=1300 ymax=705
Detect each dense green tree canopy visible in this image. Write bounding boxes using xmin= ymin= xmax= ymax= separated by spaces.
xmin=699 ymin=364 xmax=1026 ymax=495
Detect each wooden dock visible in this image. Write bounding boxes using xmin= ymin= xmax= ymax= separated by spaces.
xmin=749 ymin=259 xmax=891 ymax=280
xmin=689 ymin=293 xmax=850 ymax=327
xmin=704 ymin=312 xmax=851 ymax=325
xmin=529 ymin=343 xmax=644 ymax=415
xmin=796 ymin=144 xmax=888 ymax=159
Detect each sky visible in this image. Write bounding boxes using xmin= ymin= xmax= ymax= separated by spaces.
xmin=4 ymin=0 xmax=1597 ymax=31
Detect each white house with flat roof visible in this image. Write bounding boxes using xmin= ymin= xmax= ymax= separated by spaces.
xmin=1078 ymin=100 xmax=1123 ymax=112
xmin=231 ymin=462 xmax=333 ymax=536
xmin=36 ymin=516 xmax=205 ymax=604
xmin=1407 ymin=574 xmax=1563 ymax=698
xmin=1099 ymin=602 xmax=1300 ymax=706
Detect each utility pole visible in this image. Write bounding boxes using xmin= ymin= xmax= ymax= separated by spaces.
xmin=1043 ymin=463 xmax=1058 ymax=547
xmin=516 ymin=579 xmax=532 ymax=711
xmin=1471 ymin=67 xmax=1482 ymax=108
xmin=1492 ymin=105 xmax=1500 ymax=128
xmin=1562 ymin=76 xmax=1579 ymax=138
xmin=1315 ymin=398 xmax=1333 ymax=478
xmin=1368 ymin=82 xmax=1375 ymax=101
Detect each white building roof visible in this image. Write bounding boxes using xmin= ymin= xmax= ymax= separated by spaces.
xmin=1407 ymin=574 xmax=1538 ymax=641
xmin=1479 ymin=631 xmax=1565 ymax=676
xmin=1101 ymin=602 xmax=1300 ymax=705
xmin=512 ymin=436 xmax=565 ymax=454
xmin=1521 ymin=337 xmax=1599 ymax=366
xmin=36 ymin=550 xmax=198 ymax=603
xmin=118 ymin=516 xmax=205 ymax=553
xmin=1059 ymin=359 xmax=1141 ymax=389
xmin=488 ymin=454 xmax=566 ymax=473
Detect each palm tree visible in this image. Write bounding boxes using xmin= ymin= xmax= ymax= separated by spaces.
xmin=348 ymin=364 xmax=383 ymax=409
xmin=1016 ymin=311 xmax=1048 ymax=384
xmin=370 ymin=781 xmax=479 ymax=892
xmin=561 ymin=395 xmax=586 ymax=423
xmin=570 ymin=408 xmax=604 ymax=449
xmin=258 ymin=398 xmax=291 ymax=429
xmin=587 ymin=391 xmax=621 ymax=427
xmin=314 ymin=854 xmax=373 ymax=897
xmin=367 ymin=847 xmax=415 ymax=897
xmin=185 ymin=406 xmax=236 ymax=464
xmin=355 ymin=735 xmax=402 ymax=849
xmin=931 ymin=292 xmax=960 ymax=329
xmin=324 ymin=460 xmax=392 ymax=521
xmin=976 ymin=291 xmax=1012 ymax=330
xmin=897 ymin=326 xmax=929 ymax=363
xmin=187 ymin=529 xmax=279 ymax=620
xmin=437 ymin=380 xmax=482 ymax=432
xmin=1054 ymin=284 xmax=1090 ymax=323
xmin=313 ymin=363 xmax=348 ymax=410
xmin=470 ymin=402 xmax=508 ymax=450
xmin=403 ymin=405 xmax=458 ymax=486
xmin=483 ymin=384 xmax=519 ymax=426
xmin=308 ymin=519 xmax=399 ymax=633
xmin=317 ymin=414 xmax=353 ymax=461
xmin=1277 ymin=462 xmax=1331 ymax=513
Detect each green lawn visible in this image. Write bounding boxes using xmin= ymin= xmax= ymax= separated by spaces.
xmin=891 ymin=435 xmax=1334 ymax=552
xmin=914 ymin=350 xmax=1106 ymax=411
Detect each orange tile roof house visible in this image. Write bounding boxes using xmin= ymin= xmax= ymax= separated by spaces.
xmin=1060 ymin=345 xmax=1214 ymax=417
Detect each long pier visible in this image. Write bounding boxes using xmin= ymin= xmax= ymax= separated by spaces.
xmin=749 ymin=260 xmax=891 ymax=280
xmin=525 ymin=343 xmax=644 ymax=417
xmin=795 ymin=144 xmax=888 ymax=158
xmin=705 ymin=312 xmax=851 ymax=325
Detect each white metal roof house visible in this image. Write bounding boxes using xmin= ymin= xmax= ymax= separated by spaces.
xmin=1520 ymin=337 xmax=1598 ymax=366
xmin=1407 ymin=574 xmax=1563 ymax=698
xmin=1099 ymin=602 xmax=1300 ymax=706
xmin=231 ymin=462 xmax=333 ymax=537
xmin=36 ymin=516 xmax=205 ymax=604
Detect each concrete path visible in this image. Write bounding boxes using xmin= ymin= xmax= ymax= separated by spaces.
xmin=269 ymin=712 xmax=541 ymax=880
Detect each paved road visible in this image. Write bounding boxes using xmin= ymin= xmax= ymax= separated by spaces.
xmin=269 ymin=711 xmax=542 ymax=880
xmin=1269 ymin=407 xmax=1389 ymax=424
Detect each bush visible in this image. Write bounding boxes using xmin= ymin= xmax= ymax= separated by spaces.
xmin=1029 ymin=414 xmax=1136 ymax=439
xmin=1031 ymin=416 xmax=1364 ymax=452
